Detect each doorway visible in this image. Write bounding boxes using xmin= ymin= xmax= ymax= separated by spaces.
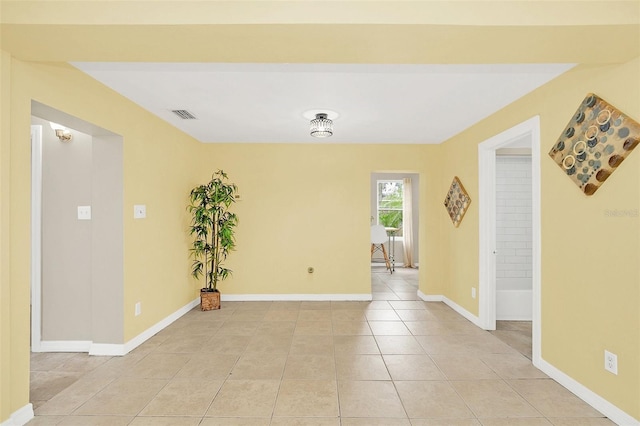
xmin=30 ymin=101 xmax=125 ymax=354
xmin=370 ymin=172 xmax=420 ymax=300
xmin=478 ymin=116 xmax=542 ymax=365
xmin=495 ymin=152 xmax=533 ymax=322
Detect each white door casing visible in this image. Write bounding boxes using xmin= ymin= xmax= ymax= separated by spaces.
xmin=478 ymin=116 xmax=541 ymax=365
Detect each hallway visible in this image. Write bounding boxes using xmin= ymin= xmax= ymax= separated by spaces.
xmin=28 ymin=269 xmax=611 ymax=425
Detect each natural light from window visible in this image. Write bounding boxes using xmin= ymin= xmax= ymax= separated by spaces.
xmin=376 ymin=180 xmax=403 ymax=237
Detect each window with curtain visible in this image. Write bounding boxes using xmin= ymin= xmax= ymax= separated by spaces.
xmin=376 ymin=180 xmax=403 ymax=237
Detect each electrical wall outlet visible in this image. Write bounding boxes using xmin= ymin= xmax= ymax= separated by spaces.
xmin=135 ymin=302 xmax=142 ymax=316
xmin=471 ymin=287 xmax=476 ymax=299
xmin=604 ymin=350 xmax=618 ymax=375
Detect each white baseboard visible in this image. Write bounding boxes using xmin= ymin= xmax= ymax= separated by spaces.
xmin=442 ymin=296 xmax=481 ymax=327
xmin=37 ymin=340 xmax=92 ymax=353
xmin=417 ymin=291 xmax=481 ymax=327
xmin=0 ymin=403 xmax=34 ymax=426
xmin=100 ymin=294 xmax=372 ymax=355
xmin=221 ymin=293 xmax=372 ymax=301
xmin=418 ymin=291 xmax=638 ymax=426
xmin=417 ymin=290 xmax=442 ymax=302
xmin=32 ymin=299 xmax=201 ymax=357
xmin=26 ymin=291 xmax=639 ymax=426
xmin=31 ymin=294 xmax=372 ymax=358
xmin=122 ymin=297 xmax=201 ymax=355
xmin=89 ymin=343 xmax=127 ymax=356
xmin=534 ymin=358 xmax=639 ymax=426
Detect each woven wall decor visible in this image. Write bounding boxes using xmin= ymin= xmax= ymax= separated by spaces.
xmin=549 ymin=93 xmax=640 ymax=196
xmin=444 ymin=176 xmax=471 ymax=227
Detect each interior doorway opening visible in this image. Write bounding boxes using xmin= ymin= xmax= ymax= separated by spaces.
xmin=370 ymin=172 xmax=420 ymax=300
xmin=30 ymin=101 xmax=124 ymax=355
xmin=478 ymin=116 xmax=541 ymax=365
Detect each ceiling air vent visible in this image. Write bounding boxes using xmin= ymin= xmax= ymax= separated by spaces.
xmin=171 ymin=109 xmax=197 ymax=120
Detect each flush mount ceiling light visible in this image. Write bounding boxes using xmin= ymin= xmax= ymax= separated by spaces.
xmin=50 ymin=121 xmax=72 ymax=142
xmin=310 ymin=113 xmax=333 ymax=138
xmin=304 ymin=110 xmax=338 ymax=138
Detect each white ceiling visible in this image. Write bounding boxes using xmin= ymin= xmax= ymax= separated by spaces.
xmin=71 ymin=62 xmax=575 ymax=144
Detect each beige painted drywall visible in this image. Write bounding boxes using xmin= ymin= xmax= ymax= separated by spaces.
xmin=0 ymin=1 xmax=639 ymax=423
xmin=440 ymin=58 xmax=640 ymax=419
xmin=191 ymin=143 xmax=443 ymax=298
xmin=1 ymin=2 xmax=638 ymax=64
xmin=2 ymin=58 xmax=204 ymax=419
xmin=6 ymin=57 xmax=639 ymax=421
xmin=0 ymin=48 xmax=13 ymax=423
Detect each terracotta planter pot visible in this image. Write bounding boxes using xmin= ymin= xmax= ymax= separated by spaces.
xmin=200 ymin=290 xmax=221 ymax=311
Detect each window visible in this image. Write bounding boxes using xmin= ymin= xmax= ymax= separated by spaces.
xmin=376 ymin=180 xmax=403 ymax=237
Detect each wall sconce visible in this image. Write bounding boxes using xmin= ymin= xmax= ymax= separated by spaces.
xmin=50 ymin=122 xmax=73 ymax=142
xmin=55 ymin=129 xmax=72 ymax=141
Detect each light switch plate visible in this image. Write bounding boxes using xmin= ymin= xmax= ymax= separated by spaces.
xmin=77 ymin=206 xmax=91 ymax=220
xmin=134 ymin=204 xmax=146 ymax=219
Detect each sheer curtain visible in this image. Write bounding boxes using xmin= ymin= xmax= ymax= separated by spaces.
xmin=402 ymin=177 xmax=415 ymax=268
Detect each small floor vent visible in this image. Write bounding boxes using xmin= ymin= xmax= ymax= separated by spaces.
xmin=171 ymin=109 xmax=197 ymax=120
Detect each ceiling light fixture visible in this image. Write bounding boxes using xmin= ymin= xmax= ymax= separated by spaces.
xmin=310 ymin=113 xmax=333 ymax=138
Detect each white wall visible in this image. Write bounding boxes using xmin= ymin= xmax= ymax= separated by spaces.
xmin=496 ymin=155 xmax=532 ymax=320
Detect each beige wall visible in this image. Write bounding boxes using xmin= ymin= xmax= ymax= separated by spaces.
xmin=0 ymin=49 xmax=13 ymax=423
xmin=195 ymin=143 xmax=444 ymax=298
xmin=2 ymin=52 xmax=639 ymax=424
xmin=0 ymin=55 xmax=447 ymax=421
xmin=440 ymin=58 xmax=640 ymax=418
xmin=0 ymin=8 xmax=638 ymax=421
xmin=1 ymin=56 xmax=204 ymax=419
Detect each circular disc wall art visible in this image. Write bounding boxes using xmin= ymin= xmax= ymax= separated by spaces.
xmin=444 ymin=176 xmax=471 ymax=228
xmin=549 ymin=93 xmax=640 ymax=196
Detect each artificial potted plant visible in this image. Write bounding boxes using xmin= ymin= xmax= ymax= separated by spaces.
xmin=188 ymin=170 xmax=238 ymax=310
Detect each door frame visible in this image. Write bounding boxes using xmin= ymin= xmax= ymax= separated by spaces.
xmin=478 ymin=115 xmax=541 ymax=364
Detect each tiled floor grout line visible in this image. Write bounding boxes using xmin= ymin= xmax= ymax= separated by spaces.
xmin=369 ymin=312 xmax=411 ymax=422
xmin=28 ymin=268 xmax=613 ymax=426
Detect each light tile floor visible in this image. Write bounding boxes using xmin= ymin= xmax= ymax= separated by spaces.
xmin=28 ymin=268 xmax=613 ymax=425
xmin=490 ymin=321 xmax=533 ymax=360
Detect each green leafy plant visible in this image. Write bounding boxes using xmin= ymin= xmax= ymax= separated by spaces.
xmin=188 ymin=170 xmax=238 ymax=292
xmin=377 ymin=181 xmax=403 ymax=233
xmin=379 ymin=210 xmax=402 ymax=229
